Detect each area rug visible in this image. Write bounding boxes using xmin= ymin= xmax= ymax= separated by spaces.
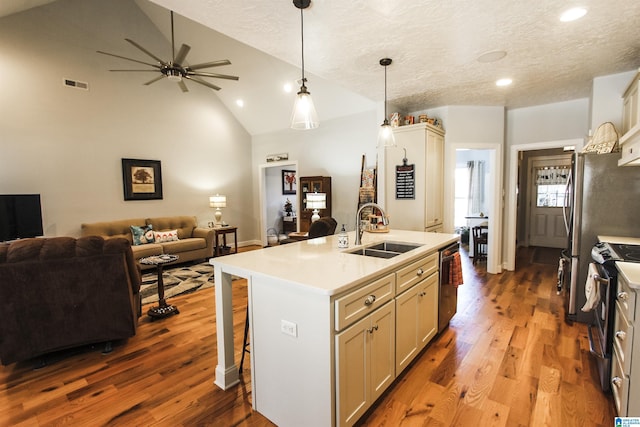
xmin=140 ymin=261 xmax=214 ymax=305
xmin=531 ymin=247 xmax=562 ymax=265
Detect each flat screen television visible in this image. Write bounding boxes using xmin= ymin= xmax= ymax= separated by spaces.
xmin=0 ymin=194 xmax=44 ymax=242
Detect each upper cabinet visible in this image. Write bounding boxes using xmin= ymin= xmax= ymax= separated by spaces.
xmin=619 ymin=69 xmax=640 ymax=166
xmin=384 ymin=123 xmax=445 ymax=232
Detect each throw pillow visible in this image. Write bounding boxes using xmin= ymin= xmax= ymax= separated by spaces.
xmin=131 ymin=225 xmax=155 ymax=246
xmin=153 ymin=229 xmax=179 ymax=243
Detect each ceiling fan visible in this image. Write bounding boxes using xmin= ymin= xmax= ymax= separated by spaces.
xmin=97 ymin=11 xmax=238 ymax=92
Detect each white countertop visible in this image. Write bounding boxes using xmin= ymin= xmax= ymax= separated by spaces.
xmin=211 ymin=230 xmax=458 ymax=296
xmin=598 ymin=235 xmax=640 ymax=245
xmin=616 ymin=261 xmax=640 ymax=289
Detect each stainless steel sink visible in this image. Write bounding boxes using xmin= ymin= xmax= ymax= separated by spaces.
xmin=367 ymin=241 xmax=422 ymax=253
xmin=346 ymin=241 xmax=423 ymax=258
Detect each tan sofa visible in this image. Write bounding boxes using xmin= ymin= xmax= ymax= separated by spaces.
xmin=81 ymin=216 xmax=214 ymax=269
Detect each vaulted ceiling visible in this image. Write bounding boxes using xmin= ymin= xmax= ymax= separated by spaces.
xmin=4 ymin=0 xmax=640 ymax=135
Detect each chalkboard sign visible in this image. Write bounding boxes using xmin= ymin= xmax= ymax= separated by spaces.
xmin=395 ymin=164 xmax=415 ymax=199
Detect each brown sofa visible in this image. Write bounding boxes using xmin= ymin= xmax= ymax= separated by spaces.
xmin=0 ymin=236 xmax=141 ymax=365
xmin=81 ymin=216 xmax=214 ymax=269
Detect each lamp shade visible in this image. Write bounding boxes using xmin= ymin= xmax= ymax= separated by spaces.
xmin=377 ymin=121 xmax=396 ymax=147
xmin=209 ymin=194 xmax=227 ymax=208
xmin=306 ymin=192 xmax=326 ymax=210
xmin=291 ymin=87 xmax=319 ymax=130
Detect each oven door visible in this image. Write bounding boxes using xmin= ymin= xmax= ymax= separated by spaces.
xmin=586 ymin=262 xmax=615 ymax=391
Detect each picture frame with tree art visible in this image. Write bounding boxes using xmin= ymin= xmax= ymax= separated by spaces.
xmin=282 ymin=169 xmax=296 ymax=195
xmin=122 ymin=158 xmax=163 ymax=200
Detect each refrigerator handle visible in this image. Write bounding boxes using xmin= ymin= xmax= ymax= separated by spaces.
xmin=562 ymin=169 xmax=572 ymax=234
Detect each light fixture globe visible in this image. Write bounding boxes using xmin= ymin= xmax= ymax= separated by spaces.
xmin=291 ymin=0 xmax=319 ymax=130
xmin=377 ymin=57 xmax=396 ymax=148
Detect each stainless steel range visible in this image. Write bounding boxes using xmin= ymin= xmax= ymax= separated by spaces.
xmin=588 ymin=240 xmax=640 ymax=392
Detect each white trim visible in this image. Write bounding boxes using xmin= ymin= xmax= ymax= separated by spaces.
xmin=505 ymin=138 xmax=583 ymax=271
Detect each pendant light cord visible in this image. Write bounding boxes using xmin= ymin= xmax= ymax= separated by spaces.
xmin=384 ymin=63 xmax=387 ymax=119
xmin=300 ymin=6 xmax=306 ymax=86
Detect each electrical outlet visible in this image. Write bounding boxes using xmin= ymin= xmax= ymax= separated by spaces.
xmin=280 ymin=319 xmax=297 ymax=337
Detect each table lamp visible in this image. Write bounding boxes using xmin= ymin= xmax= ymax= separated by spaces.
xmin=209 ymin=194 xmax=227 ymax=226
xmin=306 ymin=192 xmax=326 ymax=222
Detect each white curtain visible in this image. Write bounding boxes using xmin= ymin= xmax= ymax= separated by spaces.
xmin=467 ymin=160 xmax=485 ymax=214
xmin=535 ymin=165 xmax=570 ymax=185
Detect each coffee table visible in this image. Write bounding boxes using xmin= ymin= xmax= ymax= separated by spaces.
xmin=140 ymin=254 xmax=180 ymax=320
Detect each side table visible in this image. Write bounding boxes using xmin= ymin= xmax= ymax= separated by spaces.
xmin=213 ymin=226 xmax=238 ymax=257
xmin=139 ymin=254 xmax=180 ymax=320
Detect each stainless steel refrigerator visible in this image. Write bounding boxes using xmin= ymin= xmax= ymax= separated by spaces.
xmin=561 ymin=151 xmax=640 ymax=323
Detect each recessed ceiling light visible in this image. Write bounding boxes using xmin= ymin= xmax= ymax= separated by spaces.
xmin=236 ymin=99 xmax=244 ymax=107
xmin=496 ymin=78 xmax=512 ymax=87
xmin=283 ymin=83 xmax=293 ymax=93
xmin=477 ymin=50 xmax=507 ymax=63
xmin=560 ymin=7 xmax=587 ymax=22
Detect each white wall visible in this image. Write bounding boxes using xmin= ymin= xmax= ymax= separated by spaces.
xmin=591 ymin=70 xmax=637 ymax=132
xmin=0 ymin=0 xmax=256 ymax=241
xmin=252 ymin=110 xmax=378 ymax=232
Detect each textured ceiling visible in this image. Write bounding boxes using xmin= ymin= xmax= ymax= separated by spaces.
xmin=4 ymin=0 xmax=640 ymax=135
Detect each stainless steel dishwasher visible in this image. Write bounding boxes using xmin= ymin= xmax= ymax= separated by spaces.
xmin=438 ymin=241 xmax=460 ymax=332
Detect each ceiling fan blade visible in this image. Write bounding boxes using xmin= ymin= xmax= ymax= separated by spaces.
xmin=187 ymin=60 xmax=231 ymax=71
xmin=108 ymin=69 xmax=159 ymax=72
xmin=178 ymin=80 xmax=189 ymax=93
xmin=174 ymin=44 xmax=191 ymax=66
xmin=185 ymin=76 xmax=221 ymax=91
xmin=125 ymin=38 xmax=168 ymax=66
xmin=188 ymin=71 xmax=239 ymax=81
xmin=144 ymin=75 xmax=165 ymax=86
xmin=97 ymin=50 xmax=161 ymax=68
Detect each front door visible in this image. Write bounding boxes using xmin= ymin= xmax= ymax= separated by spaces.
xmin=528 ymin=155 xmax=571 ymax=248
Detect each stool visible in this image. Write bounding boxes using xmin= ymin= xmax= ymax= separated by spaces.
xmin=239 ymin=306 xmax=250 ymax=373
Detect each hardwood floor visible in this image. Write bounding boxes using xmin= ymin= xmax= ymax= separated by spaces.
xmin=0 ymin=246 xmax=616 ymax=426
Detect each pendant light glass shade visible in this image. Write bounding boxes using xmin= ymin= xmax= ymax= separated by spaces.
xmin=291 ymin=0 xmax=318 ymax=130
xmin=291 ymin=82 xmax=319 ymax=130
xmin=377 ymin=58 xmax=396 ymax=148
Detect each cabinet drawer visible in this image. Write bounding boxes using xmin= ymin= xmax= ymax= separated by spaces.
xmin=616 ymin=274 xmax=637 ymax=322
xmin=614 ymin=301 xmax=634 ymax=375
xmin=335 ymin=273 xmax=395 ymax=331
xmin=611 ymin=347 xmax=630 ymax=417
xmin=396 ymin=252 xmax=438 ymax=294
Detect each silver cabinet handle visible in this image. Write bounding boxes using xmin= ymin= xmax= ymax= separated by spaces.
xmin=416 ymin=268 xmax=424 ymax=276
xmin=618 ymin=291 xmax=628 ymax=302
xmin=612 ymin=376 xmax=623 ymax=388
xmin=367 ymin=325 xmax=379 ymax=334
xmin=364 ymin=295 xmax=376 ymax=306
xmin=616 ymin=331 xmax=626 ymax=341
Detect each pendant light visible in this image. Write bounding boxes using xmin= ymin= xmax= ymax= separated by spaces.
xmin=291 ymin=0 xmax=319 ymax=130
xmin=377 ymin=58 xmax=396 ymax=148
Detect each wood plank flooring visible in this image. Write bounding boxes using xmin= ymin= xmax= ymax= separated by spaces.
xmin=0 ymin=246 xmax=616 ymax=426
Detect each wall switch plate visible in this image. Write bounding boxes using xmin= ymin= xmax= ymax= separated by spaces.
xmin=280 ymin=319 xmax=298 ymax=337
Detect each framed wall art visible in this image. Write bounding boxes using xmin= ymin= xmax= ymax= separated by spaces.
xmin=282 ymin=169 xmax=296 ymax=195
xmin=122 ymin=158 xmax=163 ymax=201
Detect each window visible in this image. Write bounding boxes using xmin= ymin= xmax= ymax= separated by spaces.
xmin=536 ymin=184 xmax=567 ymax=207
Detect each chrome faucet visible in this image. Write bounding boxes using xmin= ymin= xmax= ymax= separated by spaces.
xmin=355 ymin=202 xmax=389 ymax=246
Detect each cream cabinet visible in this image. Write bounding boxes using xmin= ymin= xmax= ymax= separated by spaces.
xmin=395 ymin=271 xmax=439 ymax=372
xmin=385 ymin=123 xmax=445 ymax=231
xmin=611 ymin=265 xmax=639 ymax=416
xmin=336 ymin=300 xmax=395 ymax=426
xmin=619 ymin=69 xmax=640 ymax=166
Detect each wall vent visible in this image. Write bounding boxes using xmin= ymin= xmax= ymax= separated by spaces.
xmin=63 ymin=78 xmax=89 ymax=90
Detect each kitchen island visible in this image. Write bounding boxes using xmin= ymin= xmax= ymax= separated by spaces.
xmin=211 ymin=229 xmax=458 ymax=427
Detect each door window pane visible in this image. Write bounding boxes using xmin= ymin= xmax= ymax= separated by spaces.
xmin=536 ymin=184 xmax=566 ymax=207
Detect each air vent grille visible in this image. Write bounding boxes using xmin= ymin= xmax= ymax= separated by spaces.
xmin=63 ymin=78 xmax=89 ymax=90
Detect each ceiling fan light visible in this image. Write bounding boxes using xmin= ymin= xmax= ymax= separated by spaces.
xmin=291 ymin=85 xmax=319 ymax=130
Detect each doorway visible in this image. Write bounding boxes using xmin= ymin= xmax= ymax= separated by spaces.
xmin=258 ymin=161 xmax=298 ymax=246
xmin=525 ymin=154 xmax=571 ymax=248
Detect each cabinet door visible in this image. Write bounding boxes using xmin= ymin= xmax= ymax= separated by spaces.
xmin=417 ymin=272 xmax=439 ymax=348
xmin=336 ymin=315 xmax=369 ymax=426
xmin=425 ymin=130 xmax=444 ymax=229
xmin=395 ymin=285 xmax=420 ymax=373
xmin=369 ymin=301 xmax=396 ymax=402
